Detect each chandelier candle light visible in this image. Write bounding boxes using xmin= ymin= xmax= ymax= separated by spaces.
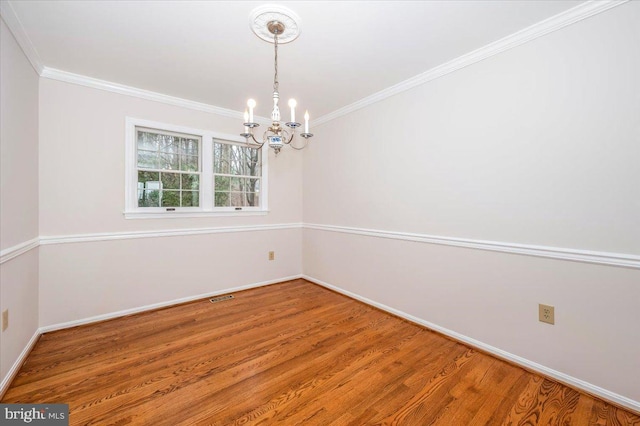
xmin=241 ymin=6 xmax=313 ymax=154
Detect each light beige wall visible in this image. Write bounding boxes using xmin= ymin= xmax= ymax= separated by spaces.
xmin=39 ymin=78 xmax=303 ymax=236
xmin=305 ymin=3 xmax=640 ymax=254
xmin=39 ymin=229 xmax=301 ymax=327
xmin=303 ymin=230 xmax=640 ymax=401
xmin=38 ymin=78 xmax=303 ymax=328
xmin=0 ymin=18 xmax=40 ymax=382
xmin=303 ymin=2 xmax=640 ymax=402
xmin=1 ymin=20 xmax=39 ymax=249
xmin=0 ymin=250 xmax=39 ymax=381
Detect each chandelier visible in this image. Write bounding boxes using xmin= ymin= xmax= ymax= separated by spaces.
xmin=241 ymin=6 xmax=313 ymax=155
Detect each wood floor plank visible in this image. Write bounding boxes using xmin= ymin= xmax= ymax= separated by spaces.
xmin=469 ymin=367 xmax=533 ymax=425
xmin=258 ymin=326 xmax=444 ymax=424
xmin=2 ymin=279 xmax=638 ymax=425
xmin=372 ymin=348 xmax=476 ymax=425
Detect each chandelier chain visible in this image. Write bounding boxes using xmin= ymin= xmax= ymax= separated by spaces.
xmin=273 ymin=32 xmax=279 ymax=93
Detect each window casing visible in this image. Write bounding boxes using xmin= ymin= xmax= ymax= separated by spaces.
xmin=125 ymin=118 xmax=267 ymax=218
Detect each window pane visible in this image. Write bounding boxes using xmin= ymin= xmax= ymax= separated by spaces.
xmin=245 ymin=147 xmax=260 ymax=177
xmin=213 ymin=142 xmax=230 ymax=173
xmin=211 ymin=140 xmax=262 ymax=210
xmin=214 ymin=192 xmax=229 ymax=207
xmin=138 ymin=171 xmax=160 ymax=185
xmin=138 ymin=171 xmax=160 ymax=207
xmin=161 ymin=190 xmax=180 ymax=207
xmin=138 ymin=131 xmax=159 ymax=151
xmin=159 ymin=152 xmax=179 ymax=170
xmin=137 ymin=150 xmax=158 ymax=169
xmin=230 ymin=177 xmax=242 ymax=192
xmin=213 ymin=143 xmax=222 ymax=171
xmin=247 ymin=178 xmax=260 ymax=193
xmin=227 ymin=145 xmax=260 ymax=176
xmin=134 ymin=127 xmax=204 ymax=211
xmin=229 ymin=145 xmax=244 ymax=175
xmin=181 ymin=138 xmax=199 ymax=156
xmin=229 ymin=192 xmax=244 ymax=207
xmin=245 ymin=192 xmax=260 ymax=207
xmin=161 ymin=172 xmax=180 ymax=189
xmin=181 ymin=174 xmax=199 ymax=190
xmin=215 ymin=175 xmax=230 ymax=191
xmin=180 ymin=154 xmax=198 ymax=172
xmin=182 ymin=191 xmax=199 ymax=207
xmin=137 ymin=129 xmax=200 ymax=172
xmin=140 ymin=190 xmax=160 ymax=207
xmin=158 ymin=134 xmax=179 ymax=153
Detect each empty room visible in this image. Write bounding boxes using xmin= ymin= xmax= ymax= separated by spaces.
xmin=1 ymin=0 xmax=639 ymax=424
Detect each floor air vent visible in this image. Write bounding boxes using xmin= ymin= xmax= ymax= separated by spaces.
xmin=210 ymin=295 xmax=234 ymax=303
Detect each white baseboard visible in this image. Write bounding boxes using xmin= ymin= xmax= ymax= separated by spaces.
xmin=0 ymin=275 xmax=302 ymax=396
xmin=4 ymin=274 xmax=637 ymax=414
xmin=302 ymin=274 xmax=640 ymax=414
xmin=0 ymin=330 xmax=40 ymax=399
xmin=39 ymin=275 xmax=303 ymax=333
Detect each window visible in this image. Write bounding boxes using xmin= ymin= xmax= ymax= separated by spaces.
xmin=125 ymin=118 xmax=267 ymax=218
xmin=213 ymin=142 xmax=261 ymax=208
xmin=136 ymin=128 xmax=201 ymax=208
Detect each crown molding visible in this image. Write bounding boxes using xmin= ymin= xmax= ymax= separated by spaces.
xmin=0 ymin=2 xmax=258 ymax=122
xmin=40 ymin=67 xmax=275 ymax=123
xmin=304 ymin=223 xmax=640 ymax=270
xmin=3 ymin=0 xmax=627 ymax=127
xmin=313 ymin=0 xmax=629 ymax=126
xmin=0 ymin=0 xmax=44 ymax=74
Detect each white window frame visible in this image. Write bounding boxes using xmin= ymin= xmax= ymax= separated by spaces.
xmin=125 ymin=117 xmax=268 ymax=219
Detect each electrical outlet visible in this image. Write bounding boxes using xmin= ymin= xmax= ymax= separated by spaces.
xmin=539 ymin=304 xmax=554 ymax=325
xmin=2 ymin=309 xmax=8 ymax=331
xmin=269 ymin=251 xmax=275 ymax=261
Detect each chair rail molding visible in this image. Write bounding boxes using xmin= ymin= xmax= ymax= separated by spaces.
xmin=0 ymin=238 xmax=40 ymax=264
xmin=39 ymin=223 xmax=303 ymax=245
xmin=303 ymin=223 xmax=640 ymax=269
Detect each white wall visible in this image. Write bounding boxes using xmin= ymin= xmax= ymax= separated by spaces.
xmin=303 ymin=2 xmax=640 ymax=403
xmin=39 ymin=229 xmax=301 ymax=327
xmin=0 ymin=18 xmax=40 ymax=383
xmin=2 ymin=0 xmax=639 ymax=409
xmin=39 ymin=79 xmax=303 ymax=235
xmin=37 ymin=79 xmax=303 ymax=327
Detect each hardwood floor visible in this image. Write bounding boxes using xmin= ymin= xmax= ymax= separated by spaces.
xmin=2 ymin=279 xmax=639 ymax=425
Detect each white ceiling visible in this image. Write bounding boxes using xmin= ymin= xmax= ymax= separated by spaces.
xmin=6 ymin=0 xmax=583 ymax=120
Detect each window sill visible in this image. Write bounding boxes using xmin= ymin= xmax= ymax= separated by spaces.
xmin=124 ymin=210 xmax=269 ymax=219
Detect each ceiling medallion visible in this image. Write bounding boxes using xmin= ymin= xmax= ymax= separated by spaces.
xmin=249 ymin=5 xmax=301 ymax=44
